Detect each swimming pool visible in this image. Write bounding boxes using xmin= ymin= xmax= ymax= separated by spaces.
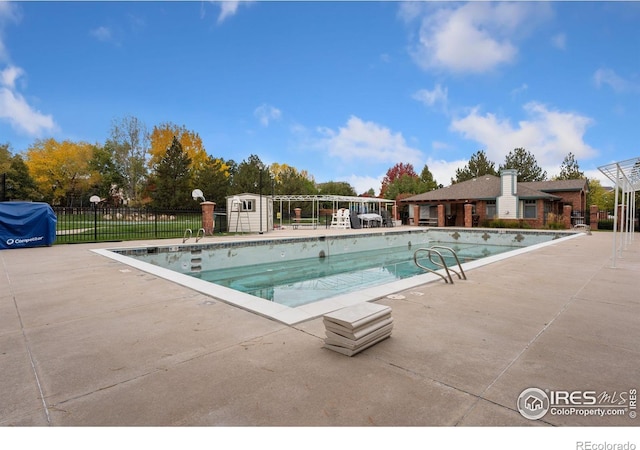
xmin=192 ymin=242 xmax=518 ymax=307
xmin=94 ymin=228 xmax=581 ymax=324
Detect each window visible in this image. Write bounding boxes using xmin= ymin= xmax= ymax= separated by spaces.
xmin=241 ymin=200 xmax=255 ymax=212
xmin=486 ymin=200 xmax=496 ymax=218
xmin=524 ymin=200 xmax=537 ymax=219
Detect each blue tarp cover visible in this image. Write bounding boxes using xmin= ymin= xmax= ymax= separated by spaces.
xmin=0 ymin=202 xmax=57 ymax=249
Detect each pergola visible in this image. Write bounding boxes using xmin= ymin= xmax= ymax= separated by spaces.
xmin=272 ymin=194 xmax=396 ymax=229
xmin=598 ymin=156 xmax=640 ymax=267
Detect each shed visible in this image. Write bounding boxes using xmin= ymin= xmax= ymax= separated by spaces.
xmin=226 ymin=193 xmax=273 ymax=233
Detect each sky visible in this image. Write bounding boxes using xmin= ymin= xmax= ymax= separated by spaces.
xmin=1 ymin=1 xmax=639 ymax=194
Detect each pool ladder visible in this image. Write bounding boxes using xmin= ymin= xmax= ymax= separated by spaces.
xmin=413 ymin=246 xmax=467 ymax=284
xmin=183 ymin=228 xmax=206 ymax=243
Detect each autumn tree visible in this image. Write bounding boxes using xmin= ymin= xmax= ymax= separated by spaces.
xmin=150 ymin=137 xmax=192 ymax=208
xmin=384 ymin=174 xmax=427 ymax=201
xmin=380 ymin=163 xmax=418 ymax=199
xmin=453 ymin=150 xmax=498 ymax=183
xmin=499 ymin=148 xmax=547 ymax=182
xmin=270 ymin=163 xmax=316 ymax=196
xmin=110 ymin=115 xmax=149 ymax=205
xmin=380 ymin=162 xmax=436 ymax=200
xmin=148 ymin=122 xmax=209 ymax=174
xmin=25 ymin=138 xmax=98 ymax=206
xmin=555 ymin=152 xmax=584 ymax=180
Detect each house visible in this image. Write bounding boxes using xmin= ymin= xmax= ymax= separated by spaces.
xmin=226 ymin=193 xmax=273 ymax=233
xmin=401 ymin=169 xmax=589 ymax=228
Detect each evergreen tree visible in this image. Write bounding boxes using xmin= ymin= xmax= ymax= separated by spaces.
xmin=419 ymin=164 xmax=439 ymax=191
xmin=4 ymin=153 xmax=39 ymax=201
xmin=499 ymin=147 xmax=547 ymax=182
xmin=453 ymin=150 xmax=498 ymax=183
xmin=556 ymin=152 xmax=584 ymax=180
xmin=230 ymin=154 xmax=269 ymax=194
xmin=192 ymin=156 xmax=232 ymax=207
xmin=316 ymin=181 xmax=356 ymax=197
xmin=151 ymin=136 xmax=192 ymax=208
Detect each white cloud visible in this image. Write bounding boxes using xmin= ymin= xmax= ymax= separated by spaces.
xmin=407 ymin=2 xmax=551 ymax=74
xmin=206 ymin=1 xmax=250 ymax=24
xmin=254 ymin=103 xmax=281 ymax=127
xmin=90 ymin=26 xmax=113 ymax=42
xmin=424 ymin=157 xmax=467 ymax=187
xmin=0 ymin=86 xmax=56 ymax=136
xmin=0 ymin=65 xmax=56 ymax=136
xmin=0 ymin=1 xmax=21 ymax=27
xmin=0 ymin=64 xmax=22 ymax=88
xmin=345 ymin=174 xmax=384 ymax=196
xmin=0 ymin=4 xmax=55 ymax=137
xmin=0 ymin=1 xmax=21 ymax=61
xmin=413 ymin=84 xmax=448 ymax=111
xmin=450 ymin=102 xmax=597 ymax=172
xmin=317 ymin=116 xmax=424 ymax=167
xmin=593 ymin=68 xmax=640 ymax=93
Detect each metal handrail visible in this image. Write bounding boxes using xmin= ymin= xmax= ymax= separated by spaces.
xmin=183 ymin=228 xmax=192 ymax=243
xmin=413 ymin=248 xmax=454 ymax=284
xmin=428 ymin=246 xmax=467 ymax=281
xmin=195 ymin=228 xmax=206 ymax=242
xmin=413 ymin=246 xmax=467 ymax=284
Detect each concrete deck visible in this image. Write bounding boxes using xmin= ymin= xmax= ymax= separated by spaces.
xmin=1 ymin=227 xmax=638 ymax=427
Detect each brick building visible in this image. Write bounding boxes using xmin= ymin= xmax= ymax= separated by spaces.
xmin=401 ymin=170 xmax=588 ymax=228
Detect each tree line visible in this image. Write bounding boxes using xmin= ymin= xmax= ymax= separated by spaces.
xmin=0 ymin=115 xmax=612 ymax=211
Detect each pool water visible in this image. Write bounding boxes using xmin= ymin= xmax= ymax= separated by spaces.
xmin=191 ymin=242 xmax=513 ymax=307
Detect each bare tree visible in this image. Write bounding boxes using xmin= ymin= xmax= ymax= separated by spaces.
xmin=110 ymin=115 xmax=150 ymax=205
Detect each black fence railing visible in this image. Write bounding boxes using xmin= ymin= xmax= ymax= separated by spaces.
xmin=53 ymin=206 xmax=228 ymax=244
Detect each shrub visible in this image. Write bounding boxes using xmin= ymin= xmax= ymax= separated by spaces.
xmin=597 ymin=219 xmax=614 ymax=230
xmin=485 ymin=218 xmax=532 ymax=229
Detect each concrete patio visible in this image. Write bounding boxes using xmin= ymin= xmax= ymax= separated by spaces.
xmin=0 ymin=227 xmax=638 ymax=427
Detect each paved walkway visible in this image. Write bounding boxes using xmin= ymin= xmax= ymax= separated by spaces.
xmin=0 ymin=228 xmax=638 ymax=426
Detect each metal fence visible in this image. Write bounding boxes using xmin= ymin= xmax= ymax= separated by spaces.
xmin=53 ymin=206 xmax=228 ymax=244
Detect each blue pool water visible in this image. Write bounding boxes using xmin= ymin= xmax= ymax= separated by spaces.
xmin=192 ymin=242 xmax=514 ymax=307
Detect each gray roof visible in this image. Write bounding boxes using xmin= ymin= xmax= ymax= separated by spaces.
xmin=521 ymin=179 xmax=589 ymax=193
xmin=401 ymin=175 xmax=584 ymax=203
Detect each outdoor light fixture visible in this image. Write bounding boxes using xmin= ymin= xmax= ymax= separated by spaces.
xmin=192 ymin=189 xmax=205 ymax=202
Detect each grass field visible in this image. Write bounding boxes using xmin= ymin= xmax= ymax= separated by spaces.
xmin=53 ymin=209 xmax=217 ymax=243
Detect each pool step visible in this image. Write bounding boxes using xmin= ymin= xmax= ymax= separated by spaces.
xmin=190 ymin=256 xmax=202 ymax=272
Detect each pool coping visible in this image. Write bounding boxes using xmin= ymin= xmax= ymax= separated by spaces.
xmin=92 ymin=229 xmax=584 ymax=325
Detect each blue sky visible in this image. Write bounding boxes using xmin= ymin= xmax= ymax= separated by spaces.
xmin=1 ymin=1 xmax=639 ymax=193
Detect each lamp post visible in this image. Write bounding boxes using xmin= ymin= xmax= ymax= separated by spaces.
xmin=192 ymin=189 xmax=215 ymax=235
xmin=90 ymin=195 xmax=101 ymax=241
